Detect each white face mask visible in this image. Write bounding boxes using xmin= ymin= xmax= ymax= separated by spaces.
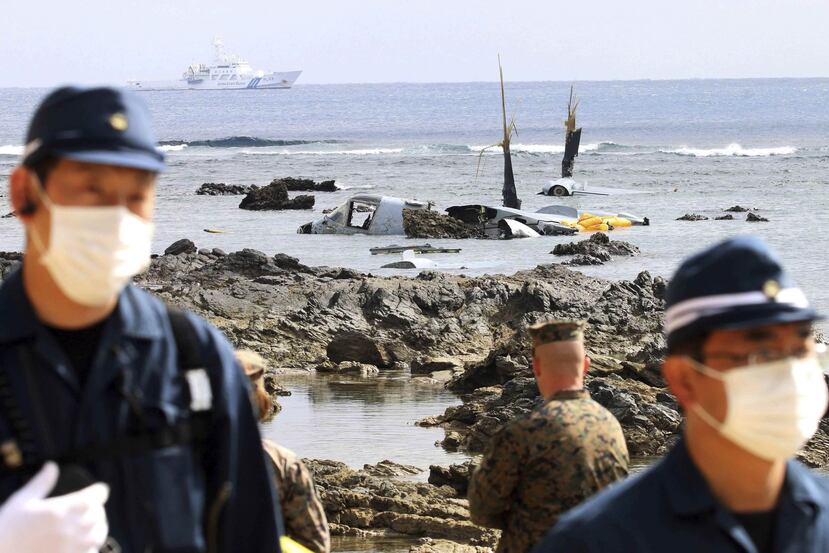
xmin=29 ymin=181 xmax=154 ymax=307
xmin=689 ymin=355 xmax=828 ymax=461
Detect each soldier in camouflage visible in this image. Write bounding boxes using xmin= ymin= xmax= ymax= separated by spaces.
xmin=236 ymin=350 xmax=332 ymax=553
xmin=467 ymin=320 xmax=629 ymax=553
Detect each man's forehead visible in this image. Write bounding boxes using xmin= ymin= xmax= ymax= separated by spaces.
xmin=53 ymin=159 xmax=155 ymax=183
xmin=707 ymin=321 xmax=812 ymax=344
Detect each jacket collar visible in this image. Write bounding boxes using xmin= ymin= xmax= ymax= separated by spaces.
xmin=0 ymin=268 xmax=162 ymax=343
xmin=664 ymin=437 xmax=825 ymax=517
xmin=550 ymin=389 xmax=590 ymax=401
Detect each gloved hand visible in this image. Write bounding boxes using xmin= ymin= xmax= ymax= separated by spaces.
xmin=0 ymin=461 xmax=110 ymax=553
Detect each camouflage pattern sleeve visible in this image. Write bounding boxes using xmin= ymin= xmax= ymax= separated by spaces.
xmin=280 ymin=459 xmax=331 ymax=553
xmin=467 ymin=423 xmax=527 ymax=529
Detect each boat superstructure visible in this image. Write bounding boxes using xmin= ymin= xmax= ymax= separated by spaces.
xmin=127 ymin=38 xmax=301 ymax=91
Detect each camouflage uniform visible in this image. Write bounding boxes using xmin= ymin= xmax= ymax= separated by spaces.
xmin=467 ymin=320 xmax=629 ymax=553
xmin=262 ymin=440 xmax=331 ymax=553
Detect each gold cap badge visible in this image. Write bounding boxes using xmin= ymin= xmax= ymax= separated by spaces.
xmin=109 ymin=112 xmax=129 ymax=132
xmin=763 ymin=279 xmax=781 ymax=299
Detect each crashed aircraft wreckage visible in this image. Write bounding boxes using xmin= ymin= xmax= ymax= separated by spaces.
xmin=299 ymin=65 xmax=648 ymax=239
xmin=541 ymin=87 xmax=641 ymax=197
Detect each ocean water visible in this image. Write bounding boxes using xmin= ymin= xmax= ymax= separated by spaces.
xmin=1 ymin=80 xmax=827 ymax=327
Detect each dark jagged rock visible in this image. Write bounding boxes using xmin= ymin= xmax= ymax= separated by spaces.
xmin=239 ymin=181 xmax=315 ymax=211
xmin=747 ymin=212 xmax=769 ymax=222
xmin=164 ymin=239 xmax=197 ymax=256
xmin=274 ymin=177 xmax=339 ymax=192
xmin=428 ymin=461 xmax=477 ymax=496
xmin=715 ymin=214 xmax=734 ymax=220
xmin=327 ymin=331 xmax=393 ymax=368
xmin=195 ymin=182 xmax=253 ymax=196
xmin=563 ymin=254 xmax=607 ymax=266
xmin=1 ymin=212 xmax=15 ymax=219
xmin=305 ymin=459 xmax=498 ymax=546
xmin=676 ymin=213 xmax=708 ymax=221
xmin=403 ymin=209 xmax=485 ymax=239
xmin=363 ymin=460 xmax=423 ymax=478
xmin=551 ymin=233 xmax=639 ymax=261
xmin=725 ymin=205 xmax=752 ymax=212
xmin=119 ymin=253 xmax=829 ymax=466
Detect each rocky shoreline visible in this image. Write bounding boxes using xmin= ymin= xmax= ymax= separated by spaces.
xmin=2 ymin=245 xmax=828 ymax=550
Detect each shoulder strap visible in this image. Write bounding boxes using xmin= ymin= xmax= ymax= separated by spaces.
xmin=167 ymin=306 xmax=214 ymax=413
xmin=167 ymin=307 xmax=203 ymax=371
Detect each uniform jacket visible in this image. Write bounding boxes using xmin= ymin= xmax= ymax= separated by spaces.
xmin=468 ymin=389 xmax=629 ymax=553
xmin=263 ymin=439 xmax=330 ymax=553
xmin=533 ymin=439 xmax=829 ymax=553
xmin=0 ymin=270 xmax=282 ymax=553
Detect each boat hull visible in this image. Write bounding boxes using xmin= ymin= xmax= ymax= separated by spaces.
xmin=127 ymin=70 xmax=302 ymax=91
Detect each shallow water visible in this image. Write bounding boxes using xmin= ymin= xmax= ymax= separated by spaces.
xmin=261 ymin=371 xmax=470 ymax=472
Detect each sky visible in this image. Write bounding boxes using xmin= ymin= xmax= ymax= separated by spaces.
xmin=1 ymin=0 xmax=828 ymax=87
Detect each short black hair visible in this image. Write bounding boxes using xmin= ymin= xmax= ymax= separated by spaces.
xmin=26 ymin=155 xmax=58 ymax=186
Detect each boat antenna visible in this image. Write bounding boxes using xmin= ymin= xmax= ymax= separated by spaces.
xmin=213 ymin=36 xmax=227 ymax=63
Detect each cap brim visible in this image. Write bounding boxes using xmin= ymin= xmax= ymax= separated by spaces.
xmin=59 ymin=149 xmax=165 ymax=172
xmin=668 ymin=303 xmax=824 ymax=350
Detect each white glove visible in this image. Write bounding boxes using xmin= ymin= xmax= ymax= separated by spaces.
xmin=0 ymin=462 xmax=110 ymax=553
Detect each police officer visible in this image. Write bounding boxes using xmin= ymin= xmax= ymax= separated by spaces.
xmin=236 ymin=350 xmax=331 ymax=553
xmin=0 ymin=87 xmax=282 ymax=552
xmin=534 ymin=237 xmax=829 ymax=553
xmin=468 ymin=320 xmax=629 ymax=553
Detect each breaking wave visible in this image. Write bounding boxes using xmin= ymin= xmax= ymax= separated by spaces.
xmin=0 ymin=145 xmax=23 ymax=156
xmin=158 ymin=144 xmax=188 ymax=152
xmin=240 ymin=148 xmax=404 ymax=156
xmin=158 ymin=136 xmax=344 ymax=148
xmin=662 ymin=143 xmax=797 ymax=157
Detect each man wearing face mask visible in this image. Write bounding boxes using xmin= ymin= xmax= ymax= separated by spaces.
xmin=533 ymin=236 xmax=829 ymax=553
xmin=0 ymin=87 xmax=283 ymax=552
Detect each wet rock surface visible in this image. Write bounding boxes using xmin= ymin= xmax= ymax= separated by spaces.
xmin=1 ymin=212 xmax=15 ymax=219
xmin=275 ymin=177 xmax=339 ymax=192
xmin=715 ymin=214 xmax=735 ymax=220
xmin=196 ymin=183 xmax=253 ymax=196
xmin=126 ymin=244 xmax=829 ymax=465
xmin=305 ymin=459 xmax=499 ymax=547
xmin=676 ymin=213 xmax=709 ymax=221
xmin=725 ymin=205 xmax=753 ymax=212
xmin=747 ymin=212 xmax=769 ymax=222
xmin=239 ymin=181 xmax=315 ymax=211
xmin=552 ymin=233 xmax=640 ymax=265
xmin=403 ymin=209 xmax=485 ymax=239
xmin=164 ymin=239 xmax=197 ymax=256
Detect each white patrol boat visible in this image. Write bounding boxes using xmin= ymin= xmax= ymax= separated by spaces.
xmin=127 ymin=38 xmax=301 ymax=91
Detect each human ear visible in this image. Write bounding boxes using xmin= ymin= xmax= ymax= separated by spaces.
xmin=9 ymin=167 xmax=36 ymax=221
xmin=532 ymin=356 xmax=541 ymax=379
xmin=663 ymin=356 xmax=697 ymax=410
xmin=583 ymin=355 xmax=590 ymax=377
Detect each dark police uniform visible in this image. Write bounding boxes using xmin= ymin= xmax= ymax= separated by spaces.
xmin=0 ymin=272 xmax=282 ymax=552
xmin=532 ymin=439 xmax=829 ymax=553
xmin=0 ymin=86 xmax=282 ymax=552
xmin=534 ymin=237 xmax=829 ymax=553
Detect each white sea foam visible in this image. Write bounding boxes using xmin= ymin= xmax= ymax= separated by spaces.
xmin=158 ymin=144 xmax=188 ymax=152
xmin=664 ymin=143 xmax=797 ymax=157
xmin=0 ymin=145 xmax=23 ymax=156
xmin=239 ymin=148 xmax=404 ymax=156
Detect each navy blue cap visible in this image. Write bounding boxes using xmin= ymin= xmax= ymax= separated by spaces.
xmin=665 ymin=236 xmax=821 ymax=350
xmin=22 ymin=87 xmax=165 ymax=172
